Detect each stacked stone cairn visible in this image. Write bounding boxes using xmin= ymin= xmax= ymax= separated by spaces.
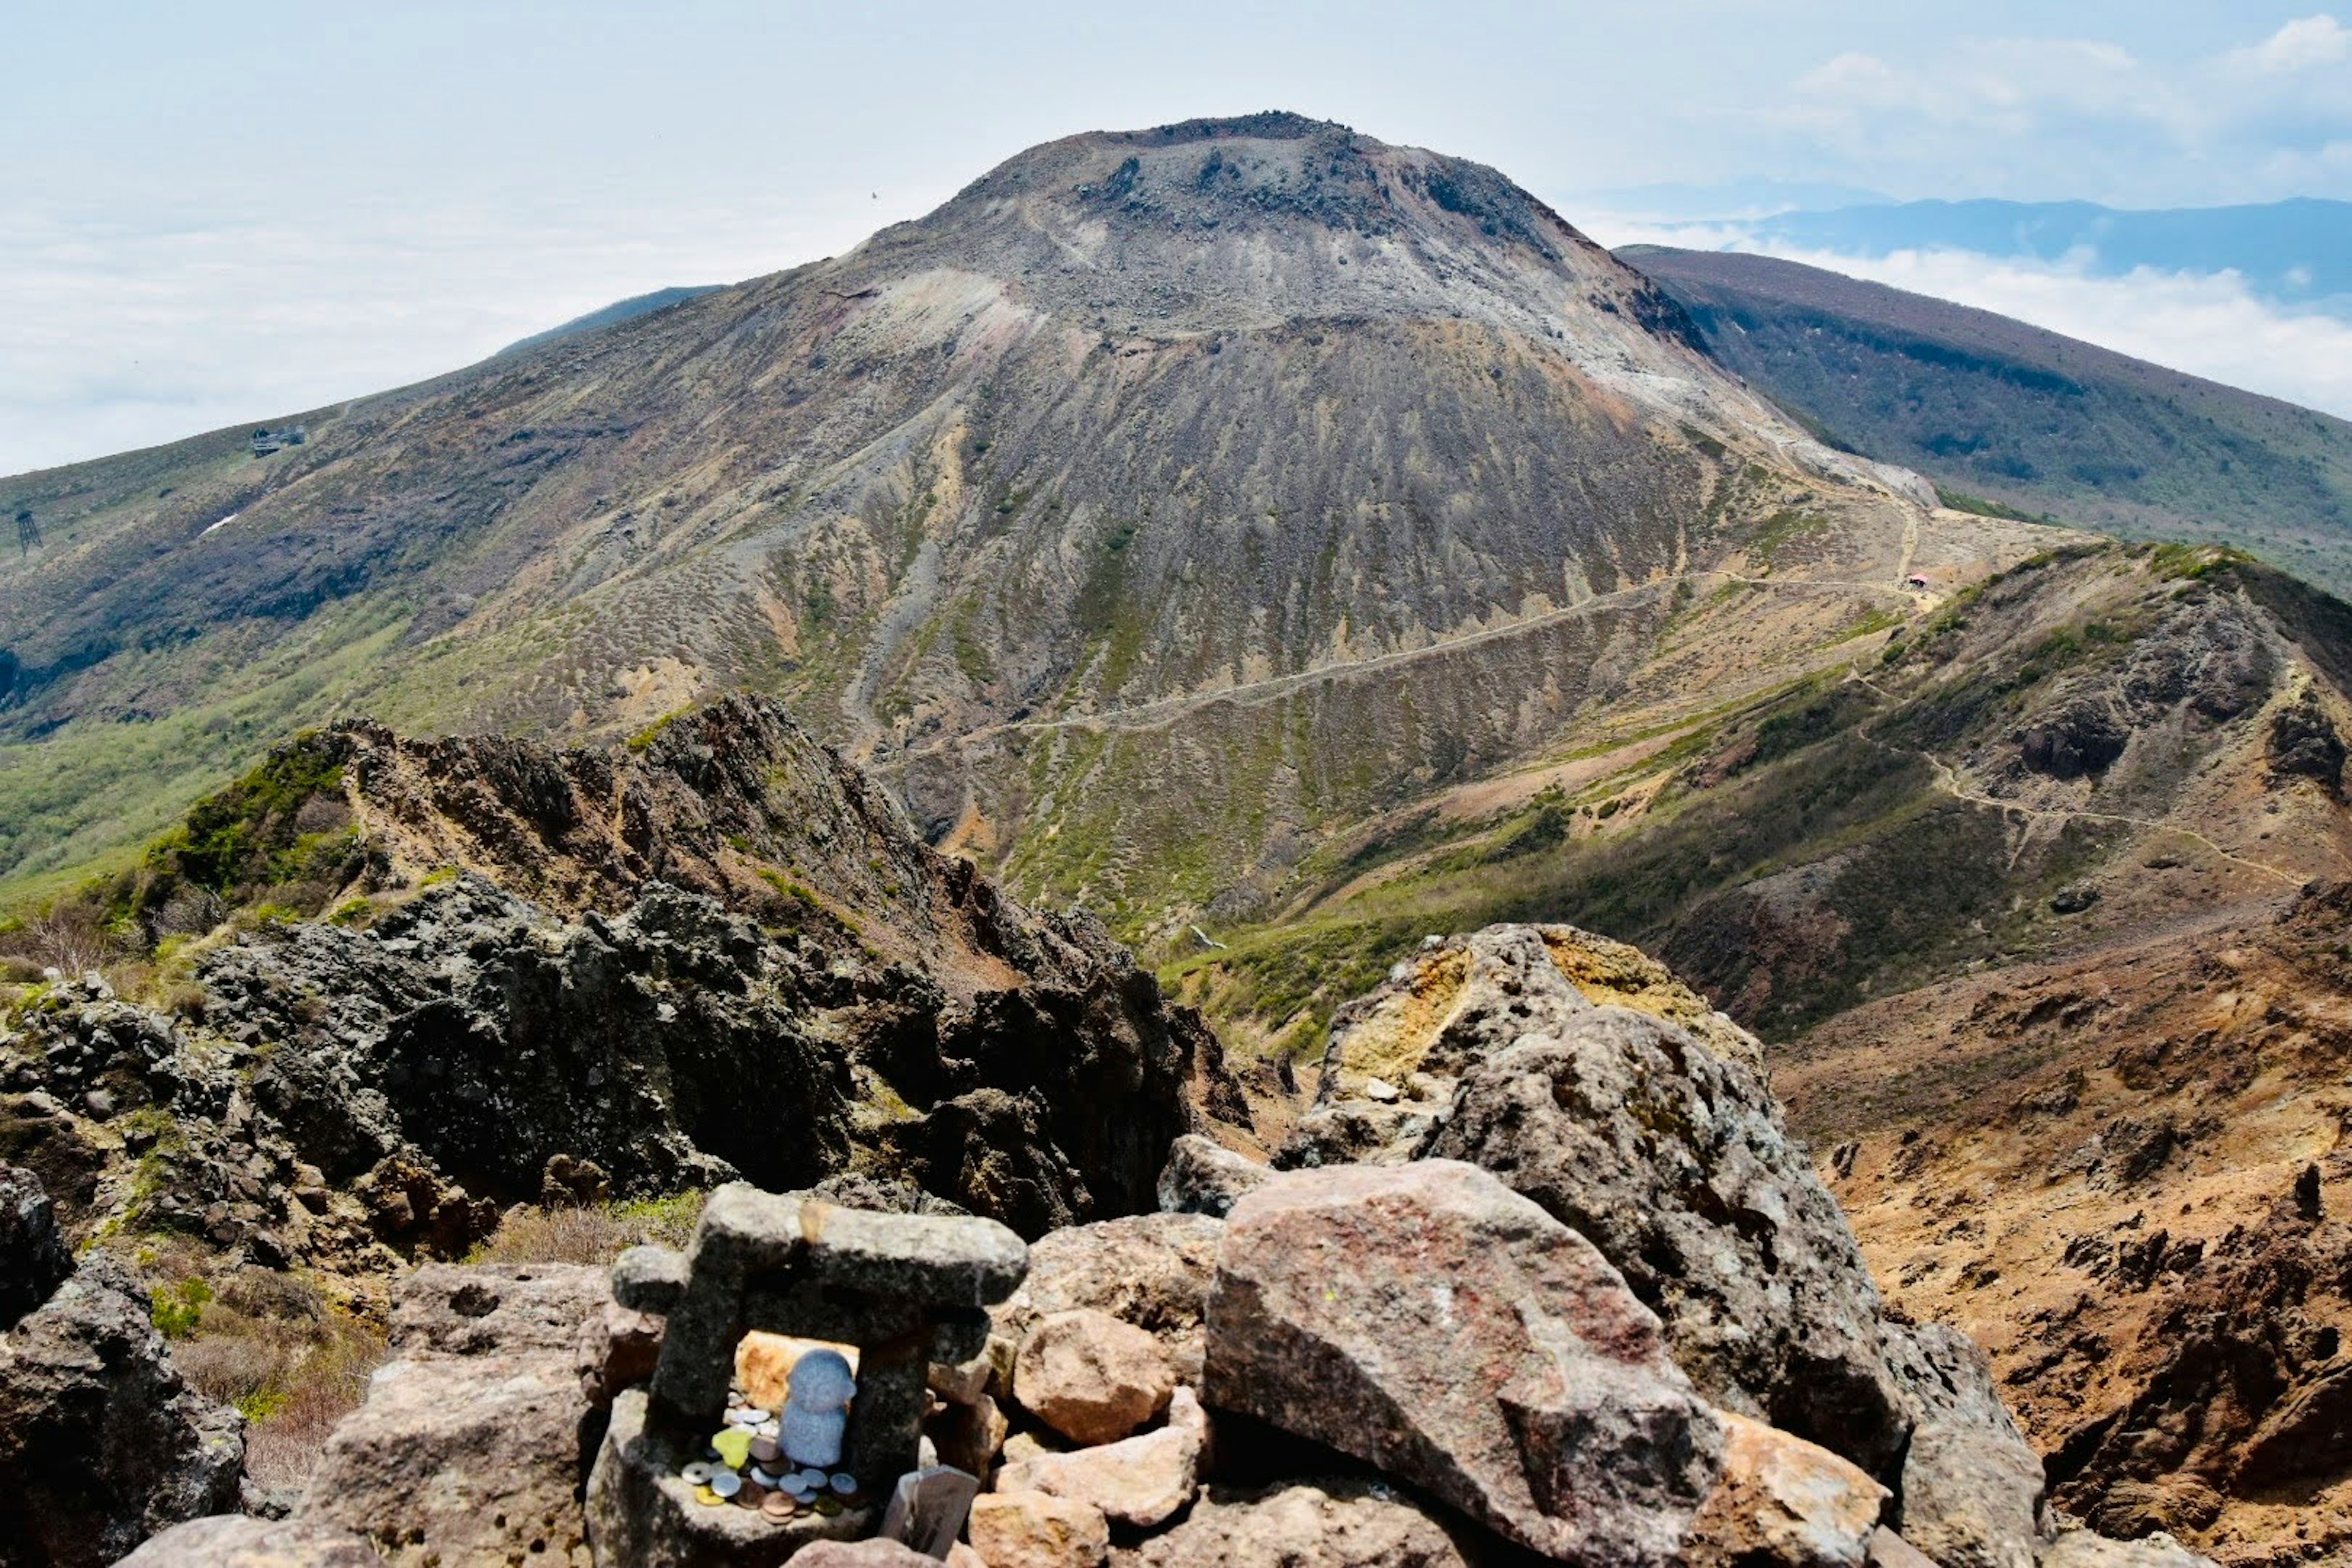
xmin=586 ymin=1184 xmax=1027 ymax=1566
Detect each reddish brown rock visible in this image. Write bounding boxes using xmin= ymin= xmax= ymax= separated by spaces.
xmin=1683 ymin=1414 xmax=1888 ymax=1568
xmin=966 ymin=1490 xmax=1110 ymax=1568
xmin=1014 ymin=1308 xmax=1176 ymax=1447
xmin=997 ymin=1387 xmax=1207 ymax=1528
xmin=1203 ymin=1159 xmax=1724 ymax=1564
xmin=794 ymin=1542 xmax=943 ymax=1568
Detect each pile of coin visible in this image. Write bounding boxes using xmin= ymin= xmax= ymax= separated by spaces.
xmin=676 ymin=1387 xmax=865 ymax=1521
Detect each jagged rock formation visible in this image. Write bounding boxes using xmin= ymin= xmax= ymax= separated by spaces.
xmin=0 ymin=698 xmax=1237 ymax=1259
xmin=1283 ymin=924 xmax=2049 ymax=1568
xmin=115 ymin=923 xmax=2204 ymax=1568
xmin=0 ymin=1167 xmax=245 ymax=1568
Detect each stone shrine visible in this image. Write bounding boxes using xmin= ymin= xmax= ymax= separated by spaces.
xmin=585 ymin=1185 xmax=1027 ymax=1566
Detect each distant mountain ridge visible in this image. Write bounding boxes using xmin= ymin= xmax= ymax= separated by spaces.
xmin=496 ymin=284 xmax=728 ymax=356
xmin=1644 ymin=196 xmax=2352 ymax=312
xmin=0 ymin=110 xmax=1938 ymax=902
xmin=1623 ymin=244 xmax=2352 ymax=597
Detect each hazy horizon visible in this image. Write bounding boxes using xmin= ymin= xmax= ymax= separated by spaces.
xmin=10 ymin=2 xmax=2352 ymax=475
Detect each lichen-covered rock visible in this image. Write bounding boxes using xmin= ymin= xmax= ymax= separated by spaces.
xmin=296 ymin=1263 xmax=613 ymax=1566
xmin=1295 ymin=925 xmax=2048 ymax=1562
xmin=0 ymin=1251 xmax=244 ymax=1567
xmin=1363 ymin=927 xmax=1909 ymax=1472
xmin=1109 ymin=1479 xmax=1476 ymax=1567
xmin=1204 ymin=1159 xmax=1724 ymax=1564
xmin=1014 ymin=1308 xmax=1177 ymax=1447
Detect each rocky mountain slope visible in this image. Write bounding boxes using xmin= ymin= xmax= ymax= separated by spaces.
xmin=1619 ymin=246 xmax=2352 ymax=598
xmin=1 ymin=696 xmax=1238 ymax=1269
xmin=0 ymin=112 xmax=1940 ymax=903
xmin=11 ymin=921 xmax=2188 ymax=1568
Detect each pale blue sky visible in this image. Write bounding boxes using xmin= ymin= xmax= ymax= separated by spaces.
xmin=7 ymin=2 xmax=2351 ymax=473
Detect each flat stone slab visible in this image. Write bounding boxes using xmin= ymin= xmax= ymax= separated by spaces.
xmin=588 ymin=1389 xmax=876 ymax=1568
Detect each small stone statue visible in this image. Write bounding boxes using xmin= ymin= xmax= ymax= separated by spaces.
xmin=781 ymin=1349 xmax=857 ymax=1469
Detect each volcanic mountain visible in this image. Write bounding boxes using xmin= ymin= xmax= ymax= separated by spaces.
xmin=10 ymin=113 xmax=2352 ymax=1558
xmin=0 ymin=111 xmax=1958 ymax=900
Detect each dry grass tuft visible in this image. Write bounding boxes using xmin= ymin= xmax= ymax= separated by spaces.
xmin=470 ymin=1193 xmax=707 ymax=1266
xmin=165 ymin=1265 xmax=388 ymax=1494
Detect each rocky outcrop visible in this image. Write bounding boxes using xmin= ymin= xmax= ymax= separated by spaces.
xmin=0 ymin=1161 xmax=72 ymax=1327
xmin=1283 ymin=925 xmax=2049 ymax=1567
xmin=128 ymin=1262 xmax=617 ymax=1568
xmin=0 ymin=1246 xmax=244 ymax=1567
xmin=2 ymin=699 xmax=1240 ymax=1255
xmin=1204 ymin=1159 xmax=1728 ymax=1563
xmin=296 ymin=1264 xmax=614 ymax=1565
xmin=1110 ymin=1480 xmax=1476 ymax=1567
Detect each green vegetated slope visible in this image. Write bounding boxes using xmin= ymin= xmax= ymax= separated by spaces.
xmin=1619 ymin=246 xmax=2352 ymax=598
xmin=1167 ymin=543 xmax=2352 ymax=1054
xmin=0 ymin=113 xmax=1931 ymax=904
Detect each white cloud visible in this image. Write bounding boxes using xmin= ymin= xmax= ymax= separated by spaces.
xmin=0 ymin=188 xmax=935 ymax=477
xmin=1764 ymin=18 xmax=2352 ymax=205
xmin=2228 ymin=14 xmax=2352 ymax=75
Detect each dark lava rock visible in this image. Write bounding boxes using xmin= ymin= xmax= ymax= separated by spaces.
xmin=2021 ymin=694 xmax=2131 ymax=779
xmin=2267 ymin=690 xmax=2346 ymax=796
xmin=0 ymin=1162 xmax=72 ymax=1330
xmin=1 ymin=698 xmax=1237 ymax=1253
xmin=0 ymin=1252 xmax=244 ymax=1567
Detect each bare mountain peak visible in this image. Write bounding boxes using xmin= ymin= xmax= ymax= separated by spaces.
xmin=932 ymin=110 xmax=1587 ymax=265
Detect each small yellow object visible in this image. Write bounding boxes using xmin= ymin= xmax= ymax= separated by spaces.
xmin=694 ymin=1485 xmax=723 ymax=1507
xmin=711 ymin=1427 xmax=754 ymax=1469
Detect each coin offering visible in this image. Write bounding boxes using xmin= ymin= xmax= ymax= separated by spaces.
xmin=829 ymin=1473 xmax=855 ymax=1495
xmin=761 ymin=1493 xmax=797 ymax=1520
xmin=749 ymin=1437 xmax=780 ymax=1466
xmin=710 ymin=1471 xmax=744 ymax=1499
xmin=694 ymin=1485 xmax=722 ymax=1507
xmin=680 ymin=1461 xmax=716 ymax=1485
xmin=750 ymin=1467 xmax=780 ymax=1488
xmin=814 ymin=1496 xmax=843 ymax=1518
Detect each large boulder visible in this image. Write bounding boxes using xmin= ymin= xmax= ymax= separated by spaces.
xmin=990 ymin=1212 xmax=1223 ymax=1385
xmin=1346 ymin=926 xmax=1907 ymax=1472
xmin=0 ymin=1251 xmax=244 ymax=1567
xmin=0 ymin=1161 xmax=72 ymax=1329
xmin=294 ymin=1262 xmax=611 ymax=1566
xmin=1203 ymin=1159 xmax=1725 ymax=1564
xmin=116 ymin=1517 xmax=384 ymax=1567
xmin=1292 ymin=923 xmax=2048 ymax=1562
xmin=1109 ymin=1479 xmax=1476 ymax=1567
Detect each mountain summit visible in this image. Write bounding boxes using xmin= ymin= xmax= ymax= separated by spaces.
xmin=0 ymin=113 xmax=1939 ymax=895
